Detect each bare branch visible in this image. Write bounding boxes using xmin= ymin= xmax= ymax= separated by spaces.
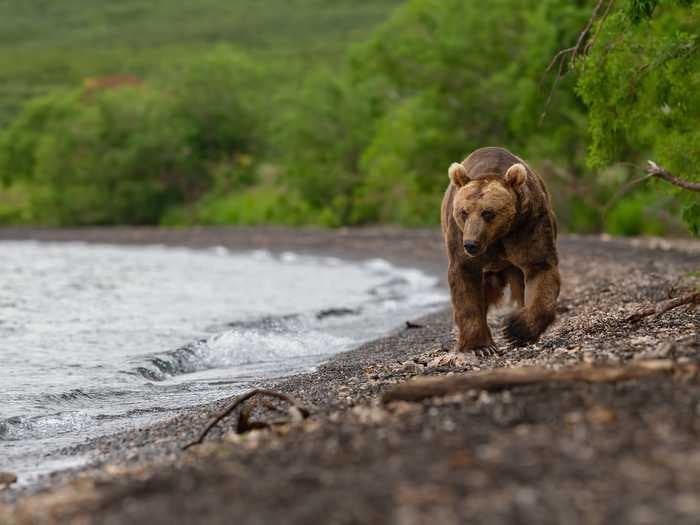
xmin=542 ymin=0 xmax=612 ymax=117
xmin=549 ymin=0 xmax=609 ymax=70
xmin=183 ymin=389 xmax=310 ymax=450
xmin=545 ymin=46 xmax=576 ymax=73
xmin=382 ymin=360 xmax=698 ymax=403
xmin=647 ymin=160 xmax=700 ymax=192
xmin=539 ymin=161 xmax=604 ymax=213
xmin=625 ymin=291 xmax=700 ymax=323
xmin=602 ymin=172 xmax=654 ymax=216
xmin=571 ymin=0 xmax=607 ymax=64
xmin=583 ymin=0 xmax=615 ymax=57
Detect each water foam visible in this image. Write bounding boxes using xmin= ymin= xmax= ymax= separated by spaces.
xmin=0 ymin=412 xmax=95 ymax=441
xmin=136 ymin=326 xmax=353 ymax=381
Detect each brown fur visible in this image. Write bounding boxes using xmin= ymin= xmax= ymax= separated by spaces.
xmin=441 ymin=147 xmax=560 ymax=352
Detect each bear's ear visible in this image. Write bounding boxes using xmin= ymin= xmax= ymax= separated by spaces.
xmin=504 ymin=163 xmax=527 ymax=189
xmin=448 ymin=162 xmax=470 ymax=187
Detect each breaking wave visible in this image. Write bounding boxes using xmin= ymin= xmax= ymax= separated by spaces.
xmin=135 ymin=326 xmax=353 ymax=381
xmin=0 ymin=412 xmax=95 ymax=441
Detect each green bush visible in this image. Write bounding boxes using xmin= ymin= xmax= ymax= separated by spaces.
xmin=161 ymin=47 xmax=261 ymax=159
xmin=605 ymin=191 xmax=668 ymax=236
xmin=0 ymin=47 xmax=257 ymax=225
xmin=162 ymin=186 xmax=322 ymax=226
xmin=271 ymin=68 xmax=377 ymax=225
xmin=0 ymin=87 xmax=195 ymax=224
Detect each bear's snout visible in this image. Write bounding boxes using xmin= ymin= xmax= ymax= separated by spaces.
xmin=463 ymin=241 xmax=480 ymax=256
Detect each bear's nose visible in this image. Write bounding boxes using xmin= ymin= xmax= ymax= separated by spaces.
xmin=463 ymin=241 xmax=480 ymax=255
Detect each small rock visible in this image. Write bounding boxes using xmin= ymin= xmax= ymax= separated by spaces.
xmin=0 ymin=471 xmax=17 ymax=488
xmin=564 ymin=411 xmax=584 ymax=425
xmin=629 ymin=336 xmax=655 ymax=346
xmin=673 ymin=493 xmax=700 ymax=514
xmin=386 ymin=401 xmax=423 ymax=416
xmin=428 ymin=352 xmax=478 ymax=368
xmin=103 ymin=464 xmax=130 ymax=477
xmin=634 ymin=341 xmax=677 ymax=360
xmin=587 ymin=406 xmax=616 ymax=425
xmin=352 ymin=404 xmax=389 ymax=424
xmin=399 ymin=360 xmax=422 ymax=374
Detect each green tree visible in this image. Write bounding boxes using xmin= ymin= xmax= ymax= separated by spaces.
xmin=275 ymin=0 xmax=593 ymax=226
xmin=577 ymin=0 xmax=700 ymax=233
xmin=271 ymin=68 xmax=378 ymax=225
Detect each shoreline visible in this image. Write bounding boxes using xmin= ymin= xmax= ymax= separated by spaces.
xmin=1 ymin=227 xmax=700 ymax=524
xmin=0 ymin=227 xmax=451 ymax=495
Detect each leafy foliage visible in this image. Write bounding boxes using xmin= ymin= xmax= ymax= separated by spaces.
xmin=274 ymin=0 xmax=592 ymax=225
xmin=577 ymin=0 xmax=700 ymax=233
xmin=0 ymin=0 xmax=697 ymax=234
xmin=0 ymin=48 xmax=256 ymax=224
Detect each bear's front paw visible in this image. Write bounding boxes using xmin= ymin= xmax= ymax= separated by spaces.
xmin=503 ymin=312 xmax=539 ymax=347
xmin=455 ymin=342 xmax=500 ymax=357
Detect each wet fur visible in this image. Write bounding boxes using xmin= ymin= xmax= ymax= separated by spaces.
xmin=441 ymin=147 xmax=560 ymax=352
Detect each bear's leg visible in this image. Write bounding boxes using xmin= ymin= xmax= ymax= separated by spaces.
xmin=484 ymin=271 xmax=507 ymax=309
xmin=448 ymin=264 xmax=496 ymax=356
xmin=505 ymin=266 xmax=525 ymax=307
xmin=503 ymin=263 xmax=560 ymax=346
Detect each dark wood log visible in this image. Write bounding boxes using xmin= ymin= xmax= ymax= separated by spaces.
xmin=382 ymin=360 xmax=697 ymax=403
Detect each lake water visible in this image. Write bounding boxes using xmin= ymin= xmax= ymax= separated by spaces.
xmin=0 ymin=241 xmax=445 ymax=482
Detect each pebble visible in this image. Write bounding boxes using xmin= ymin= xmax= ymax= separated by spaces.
xmin=0 ymin=471 xmax=17 ymax=488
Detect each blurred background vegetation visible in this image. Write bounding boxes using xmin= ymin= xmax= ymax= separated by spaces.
xmin=0 ymin=0 xmax=697 ymax=235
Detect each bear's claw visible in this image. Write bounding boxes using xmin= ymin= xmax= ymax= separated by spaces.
xmin=473 ymin=343 xmax=500 ymax=358
xmin=503 ymin=314 xmax=538 ymax=346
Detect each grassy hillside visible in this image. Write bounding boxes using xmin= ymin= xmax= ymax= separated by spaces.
xmin=0 ymin=0 xmax=404 ymax=126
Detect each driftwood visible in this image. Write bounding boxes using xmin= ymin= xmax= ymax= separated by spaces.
xmin=625 ymin=291 xmax=700 ymax=323
xmin=183 ymin=389 xmax=310 ymax=450
xmin=405 ymin=321 xmax=424 ymax=329
xmin=382 ymin=360 xmax=698 ymax=403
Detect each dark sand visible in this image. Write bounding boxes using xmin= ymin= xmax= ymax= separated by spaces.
xmin=0 ymin=227 xmax=699 ymax=525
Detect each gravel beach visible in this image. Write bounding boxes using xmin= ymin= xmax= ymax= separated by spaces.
xmin=0 ymin=227 xmax=699 ymax=524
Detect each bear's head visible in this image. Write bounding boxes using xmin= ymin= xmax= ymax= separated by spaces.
xmin=448 ymin=161 xmax=527 ymax=257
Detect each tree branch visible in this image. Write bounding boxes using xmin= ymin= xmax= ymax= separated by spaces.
xmin=625 ymin=291 xmax=700 ymax=323
xmin=540 ymin=160 xmax=605 ymax=214
xmin=583 ymin=0 xmax=615 ymax=57
xmin=183 ymin=389 xmax=310 ymax=450
xmin=542 ymin=0 xmax=611 ymax=117
xmin=571 ymin=0 xmax=607 ymax=64
xmin=646 ymin=160 xmax=700 ymax=192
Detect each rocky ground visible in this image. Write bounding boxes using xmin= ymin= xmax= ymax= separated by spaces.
xmin=0 ymin=228 xmax=699 ymax=525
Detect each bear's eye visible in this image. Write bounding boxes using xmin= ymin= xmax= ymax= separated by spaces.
xmin=481 ymin=209 xmax=495 ymax=222
xmin=459 ymin=209 xmax=468 ymax=221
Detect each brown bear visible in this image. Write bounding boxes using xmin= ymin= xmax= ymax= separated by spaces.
xmin=441 ymin=146 xmax=560 ymax=355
